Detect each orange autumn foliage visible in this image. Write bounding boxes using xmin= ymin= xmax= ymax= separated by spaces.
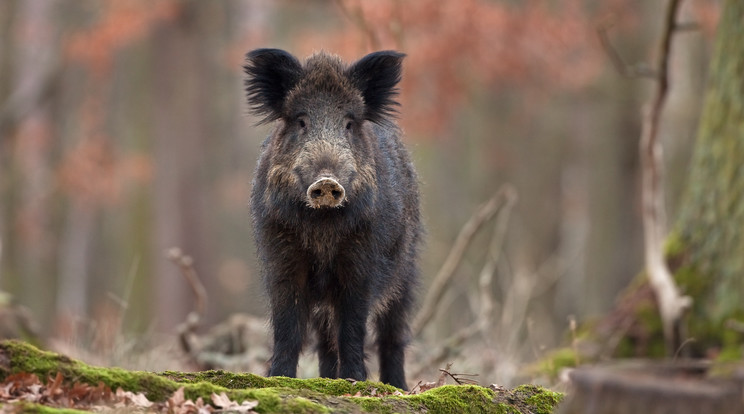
xmin=294 ymin=0 xmax=605 ymax=135
xmin=289 ymin=0 xmax=720 ymax=137
xmin=65 ymin=0 xmax=178 ymax=78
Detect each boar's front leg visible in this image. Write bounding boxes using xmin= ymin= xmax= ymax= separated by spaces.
xmin=337 ymin=286 xmax=370 ymax=382
xmin=267 ymin=263 xmax=309 ymax=378
xmin=375 ymin=285 xmax=413 ymax=390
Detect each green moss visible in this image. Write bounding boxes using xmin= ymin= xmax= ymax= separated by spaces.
xmin=492 ymin=384 xmax=563 ymax=414
xmin=673 ymin=265 xmax=710 ymax=307
xmin=284 ymin=396 xmax=331 ymax=413
xmin=517 ymin=385 xmax=563 ymax=414
xmin=161 ymin=370 xmax=397 ymax=396
xmin=633 ymin=301 xmax=666 ymax=358
xmin=0 ymin=340 xmax=565 ymax=413
xmin=349 ymin=385 xmax=562 ymax=414
xmin=493 ymin=404 xmax=521 ymax=414
xmin=0 ymin=340 xmax=175 ymax=402
xmin=0 ymin=341 xmax=318 ymax=412
xmin=405 ymin=385 xmax=495 ymax=413
xmin=666 ymin=230 xmax=744 ymax=358
xmin=530 ymin=347 xmax=579 ymax=380
xmin=349 ymin=396 xmax=395 ymax=413
xmin=663 ymin=230 xmax=686 ymax=259
xmin=716 ymin=344 xmax=743 ymax=362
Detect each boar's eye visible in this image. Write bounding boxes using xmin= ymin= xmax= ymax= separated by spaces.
xmin=345 ymin=121 xmax=352 ymax=130
xmin=299 ymin=119 xmax=306 ymax=128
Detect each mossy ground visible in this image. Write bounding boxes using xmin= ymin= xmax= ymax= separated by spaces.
xmin=0 ymin=340 xmax=564 ymax=413
xmin=533 ymin=230 xmax=744 ymax=382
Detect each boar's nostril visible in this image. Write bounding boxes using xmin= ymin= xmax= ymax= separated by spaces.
xmin=307 ymin=178 xmax=346 ymax=208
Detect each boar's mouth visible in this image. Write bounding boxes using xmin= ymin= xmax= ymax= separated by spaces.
xmin=306 ymin=176 xmax=346 ymax=208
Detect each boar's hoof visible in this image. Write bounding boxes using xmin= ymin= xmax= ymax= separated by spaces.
xmin=307 ymin=177 xmax=346 ymax=208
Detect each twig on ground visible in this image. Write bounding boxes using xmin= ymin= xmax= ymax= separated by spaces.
xmin=438 ymin=366 xmax=479 ymax=385
xmin=437 ymin=363 xmax=452 ymax=387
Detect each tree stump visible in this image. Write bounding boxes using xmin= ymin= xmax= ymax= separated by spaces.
xmin=558 ymin=360 xmax=744 ymax=414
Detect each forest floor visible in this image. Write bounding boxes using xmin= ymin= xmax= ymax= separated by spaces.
xmin=0 ymin=340 xmax=563 ymax=413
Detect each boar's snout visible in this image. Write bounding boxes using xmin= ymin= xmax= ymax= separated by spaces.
xmin=307 ymin=177 xmax=346 ymax=208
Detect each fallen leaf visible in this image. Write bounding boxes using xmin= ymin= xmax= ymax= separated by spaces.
xmin=211 ymin=392 xmax=232 ymax=408
xmin=211 ymin=391 xmax=258 ymax=412
xmin=239 ymin=400 xmax=259 ymax=410
xmin=27 ymin=384 xmax=43 ymax=398
xmin=116 ymin=387 xmax=153 ymax=408
xmin=47 ymin=372 xmax=64 ymax=395
xmin=169 ymin=386 xmax=186 ymax=409
xmin=489 ymin=384 xmax=505 ymax=392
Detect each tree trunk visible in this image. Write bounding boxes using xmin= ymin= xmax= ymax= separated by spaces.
xmin=592 ymin=0 xmax=744 ymax=360
xmin=537 ymin=0 xmax=744 ymax=375
xmin=5 ymin=0 xmax=57 ymax=327
xmin=587 ymin=0 xmax=744 ymax=361
xmin=675 ymin=0 xmax=744 ymax=314
xmin=151 ymin=2 xmax=216 ymax=332
xmin=671 ymin=0 xmax=744 ymax=356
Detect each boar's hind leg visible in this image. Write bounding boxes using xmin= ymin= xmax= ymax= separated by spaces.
xmin=313 ymin=308 xmax=339 ymax=378
xmin=268 ymin=283 xmax=308 ymax=378
xmin=375 ymin=287 xmax=413 ymax=390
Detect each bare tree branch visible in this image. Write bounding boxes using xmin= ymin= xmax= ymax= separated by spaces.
xmin=638 ymin=0 xmax=692 ymax=355
xmin=166 ymin=247 xmax=207 ymax=317
xmin=674 ymin=22 xmax=700 ymax=31
xmin=166 ymin=247 xmax=208 ymax=357
xmin=0 ymin=57 xmax=61 ymax=139
xmin=412 ymin=184 xmax=517 ymax=338
xmin=477 ymin=189 xmax=517 ymax=337
xmin=597 ymin=20 xmax=657 ymax=79
xmin=333 ymin=0 xmax=380 ymax=51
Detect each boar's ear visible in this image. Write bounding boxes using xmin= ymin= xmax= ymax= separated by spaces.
xmin=347 ymin=51 xmax=405 ymax=123
xmin=244 ymin=49 xmax=303 ymax=124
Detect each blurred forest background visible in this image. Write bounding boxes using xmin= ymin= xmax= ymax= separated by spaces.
xmin=0 ymin=0 xmax=721 ymax=386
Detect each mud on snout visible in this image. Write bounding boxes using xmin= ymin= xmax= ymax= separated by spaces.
xmin=294 ymin=140 xmax=356 ymax=209
xmin=306 ymin=176 xmax=345 ymax=208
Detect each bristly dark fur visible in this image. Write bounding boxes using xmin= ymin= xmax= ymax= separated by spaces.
xmin=347 ymin=51 xmax=405 ymax=123
xmin=243 ymin=49 xmax=303 ymax=124
xmin=245 ymin=49 xmax=421 ymax=391
xmin=244 ymin=49 xmax=405 ymax=126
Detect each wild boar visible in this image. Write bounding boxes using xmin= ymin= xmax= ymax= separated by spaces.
xmin=244 ymin=48 xmax=422 ymax=390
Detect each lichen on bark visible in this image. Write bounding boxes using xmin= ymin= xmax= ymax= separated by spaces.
xmin=673 ymin=0 xmax=744 ymax=354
